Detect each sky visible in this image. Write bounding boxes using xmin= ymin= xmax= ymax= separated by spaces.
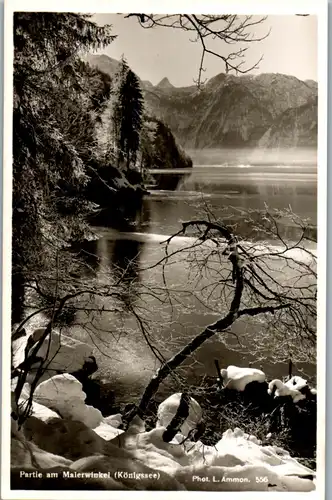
xmin=92 ymin=14 xmax=317 ymax=87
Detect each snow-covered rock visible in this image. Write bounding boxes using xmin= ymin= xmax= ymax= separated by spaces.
xmin=215 ymin=428 xmax=311 ymax=475
xmin=156 ymin=393 xmax=203 ymax=437
xmin=268 ymin=380 xmax=306 ymax=403
xmin=19 ymin=398 xmax=60 ymax=422
xmin=220 ymin=365 xmax=266 ymax=391
xmin=285 ymin=376 xmax=308 ymax=391
xmin=108 ymin=415 xmax=146 ymax=452
xmin=34 ymin=374 xmax=103 ymax=428
xmin=104 ymin=413 xmax=122 ymax=428
xmin=12 ymin=327 xmax=57 ymax=369
xmin=13 ymin=409 xmax=315 ymax=492
xmin=13 ymin=382 xmax=61 ymax=423
xmin=114 ymin=426 xmax=191 ymax=476
xmin=93 ymin=421 xmax=124 ymax=441
xmin=93 ymin=413 xmax=124 ymax=440
xmin=12 ymin=328 xmax=94 ymax=379
xmin=107 ymin=424 xmax=314 ymax=491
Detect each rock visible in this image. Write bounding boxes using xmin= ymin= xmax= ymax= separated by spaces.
xmin=107 ymin=422 xmax=313 ymax=492
xmin=34 ymin=374 xmax=103 ymax=428
xmin=70 ymin=356 xmax=98 ymax=382
xmin=221 ymin=365 xmax=266 ymax=391
xmin=240 ymin=380 xmax=271 ymax=409
xmin=12 ymin=327 xmax=57 ymax=370
xmin=108 ymin=416 xmax=146 ymax=452
xmin=11 ymin=326 xmax=27 ymax=342
xmin=156 ymin=393 xmax=203 ymax=437
xmin=73 ymin=377 xmax=116 ymax=417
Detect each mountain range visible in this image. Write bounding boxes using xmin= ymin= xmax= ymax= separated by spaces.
xmin=85 ymin=54 xmax=318 ymax=149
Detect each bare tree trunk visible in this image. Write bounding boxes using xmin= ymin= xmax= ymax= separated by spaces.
xmin=162 ymin=392 xmax=190 ymax=442
xmin=214 ymin=359 xmax=223 ymax=389
xmin=124 ymin=217 xmax=301 ymax=426
xmin=125 ymin=260 xmax=244 ymax=425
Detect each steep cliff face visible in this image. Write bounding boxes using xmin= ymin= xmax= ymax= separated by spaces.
xmin=86 ymin=54 xmax=317 ymax=149
xmin=143 ymin=73 xmax=317 ymax=149
xmin=258 ymin=97 xmax=318 ymax=148
xmin=140 ymin=117 xmax=192 ymax=170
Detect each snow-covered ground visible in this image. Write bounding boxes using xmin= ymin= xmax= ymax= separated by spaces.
xmin=11 ymin=372 xmax=316 ymax=492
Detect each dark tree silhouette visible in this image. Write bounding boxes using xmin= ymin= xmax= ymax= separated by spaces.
xmin=111 ymin=57 xmax=144 ymax=170
xmin=12 ymin=13 xmax=115 ymax=320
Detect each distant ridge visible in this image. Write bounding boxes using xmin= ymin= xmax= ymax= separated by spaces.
xmin=84 ymin=54 xmax=120 ymax=76
xmin=156 ymin=77 xmax=174 ymax=89
xmin=142 ymin=80 xmax=154 ymax=89
xmin=85 ymin=53 xmax=317 ymax=149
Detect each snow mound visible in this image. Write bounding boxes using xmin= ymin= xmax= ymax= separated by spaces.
xmin=93 ymin=421 xmax=124 ymax=441
xmin=15 ymin=407 xmax=315 ymax=492
xmin=285 ymin=375 xmax=308 ymax=391
xmin=221 ymin=365 xmax=266 ymax=391
xmin=107 ymin=423 xmax=315 ymax=491
xmin=268 ymin=379 xmax=306 ymax=403
xmin=11 ymin=381 xmax=61 ymax=424
xmin=12 ymin=419 xmax=72 ymax=469
xmin=104 ymin=413 xmax=122 ymax=428
xmin=22 ymin=416 xmax=107 ymax=461
xmin=34 ymin=374 xmax=103 ymax=428
xmin=12 ymin=328 xmax=94 ymax=380
xmin=156 ymin=393 xmax=203 ymax=437
xmin=215 ymin=428 xmax=312 ymax=476
xmin=92 ymin=413 xmax=124 ymax=441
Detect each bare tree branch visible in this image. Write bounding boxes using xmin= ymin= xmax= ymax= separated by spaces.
xmin=125 ymin=14 xmax=269 ymax=87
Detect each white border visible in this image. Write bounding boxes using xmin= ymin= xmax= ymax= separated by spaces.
xmin=2 ymin=1 xmax=328 ymax=499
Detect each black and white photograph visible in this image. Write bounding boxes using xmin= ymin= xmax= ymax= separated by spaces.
xmin=2 ymin=0 xmax=327 ymax=497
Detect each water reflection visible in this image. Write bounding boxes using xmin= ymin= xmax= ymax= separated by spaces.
xmin=108 ymin=238 xmax=143 ymax=307
xmin=26 ymin=158 xmax=317 ymax=398
xmin=150 ymin=171 xmax=191 ymax=191
xmin=134 ymin=201 xmax=152 ymax=232
xmin=143 ymin=195 xmax=316 ymax=244
xmin=77 ymin=239 xmax=101 ymax=276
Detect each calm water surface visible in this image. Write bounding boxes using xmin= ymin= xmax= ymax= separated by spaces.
xmin=71 ymin=149 xmax=317 ymax=402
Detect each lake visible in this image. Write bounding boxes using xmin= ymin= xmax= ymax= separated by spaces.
xmin=70 ymin=148 xmax=317 ymax=403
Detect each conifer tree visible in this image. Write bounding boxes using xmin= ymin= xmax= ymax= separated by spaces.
xmin=12 ymin=13 xmax=115 ymax=320
xmin=111 ymin=57 xmax=144 ymax=170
